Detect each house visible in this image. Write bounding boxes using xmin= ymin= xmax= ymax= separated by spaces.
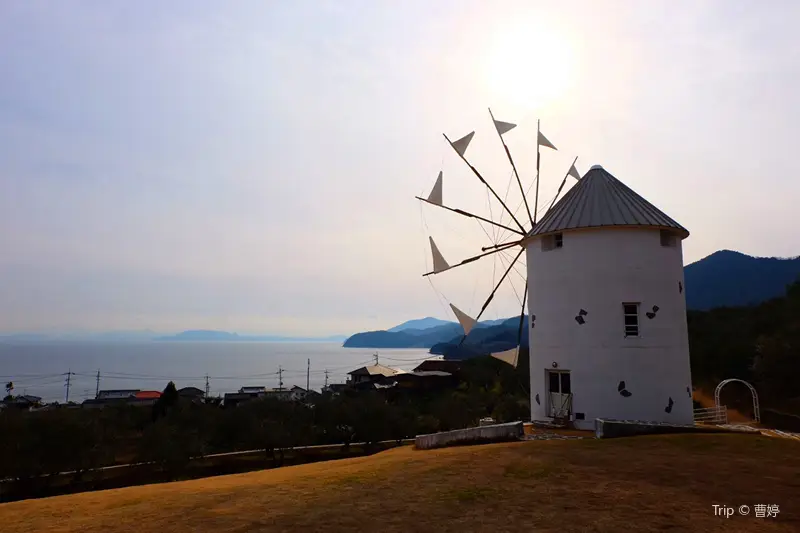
xmin=83 ymin=390 xmax=159 ymax=408
xmin=2 ymin=395 xmax=42 ymax=410
xmin=239 ymin=386 xmax=266 ymax=395
xmin=321 ymin=383 xmax=347 ymax=395
xmin=288 ymin=385 xmax=311 ymax=401
xmin=223 ymin=392 xmax=257 ymax=408
xmin=223 ymin=386 xmax=274 ymax=408
xmin=413 ymin=359 xmax=461 ymax=374
xmin=262 ymin=388 xmax=292 ymax=401
xmin=347 ymin=364 xmax=405 ymax=386
xmin=131 ymin=390 xmax=161 ymax=406
xmin=524 ymin=164 xmax=694 ymax=429
xmin=386 ymin=371 xmax=456 ymax=390
xmin=96 ymin=389 xmax=139 ymax=400
xmin=178 ymin=386 xmax=206 ymax=401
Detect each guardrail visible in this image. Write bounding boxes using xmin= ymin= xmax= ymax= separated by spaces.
xmin=694 ymin=405 xmax=728 ymax=424
xmin=0 ymin=439 xmax=416 ymax=483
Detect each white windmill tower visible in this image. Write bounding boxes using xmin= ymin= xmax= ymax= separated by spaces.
xmin=419 ymin=113 xmax=694 ymax=430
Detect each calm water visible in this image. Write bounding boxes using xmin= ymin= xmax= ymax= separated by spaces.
xmin=0 ymin=342 xmax=433 ymax=403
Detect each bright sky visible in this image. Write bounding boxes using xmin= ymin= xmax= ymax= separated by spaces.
xmin=1 ymin=1 xmax=799 ymax=336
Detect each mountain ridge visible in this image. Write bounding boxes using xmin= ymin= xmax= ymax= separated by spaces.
xmin=345 ymin=249 xmax=800 ymax=353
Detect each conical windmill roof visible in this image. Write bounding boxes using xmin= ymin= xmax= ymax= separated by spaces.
xmin=529 ymin=165 xmax=689 ymax=238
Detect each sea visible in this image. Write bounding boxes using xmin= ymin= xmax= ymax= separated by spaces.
xmin=0 ymin=342 xmax=433 ymax=403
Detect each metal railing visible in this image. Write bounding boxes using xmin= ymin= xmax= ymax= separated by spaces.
xmin=693 ymin=405 xmax=728 ymax=425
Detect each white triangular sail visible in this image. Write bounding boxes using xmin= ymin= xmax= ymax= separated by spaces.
xmin=538 ymin=131 xmax=557 ymax=151
xmin=491 ymin=347 xmax=519 ymax=368
xmin=428 ymin=237 xmax=450 ymax=273
xmin=450 ymin=131 xmax=475 ymax=157
xmin=449 ymin=303 xmax=477 ymax=335
xmin=493 ymin=119 xmax=516 ymax=136
xmin=568 ymin=163 xmax=581 ymax=180
xmin=427 ymin=171 xmax=443 ymax=205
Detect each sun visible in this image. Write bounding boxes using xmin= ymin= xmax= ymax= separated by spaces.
xmin=484 ymin=23 xmax=575 ymax=110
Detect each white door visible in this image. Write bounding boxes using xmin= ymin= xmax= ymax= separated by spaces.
xmin=546 ymin=370 xmax=572 ymax=418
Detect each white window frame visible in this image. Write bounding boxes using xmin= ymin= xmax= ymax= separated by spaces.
xmin=623 ymin=302 xmax=640 ymax=338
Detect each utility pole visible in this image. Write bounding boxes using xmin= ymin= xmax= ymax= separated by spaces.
xmin=95 ymin=369 xmax=100 ymax=398
xmin=278 ymin=366 xmax=283 ymax=391
xmin=205 ymin=374 xmax=210 ymax=397
xmin=324 ymin=369 xmax=329 ymax=388
xmin=306 ymin=358 xmax=310 ymax=392
xmin=64 ymin=369 xmax=74 ymax=403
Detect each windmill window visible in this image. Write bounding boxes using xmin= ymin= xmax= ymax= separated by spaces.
xmin=541 ymin=233 xmax=564 ymax=251
xmin=623 ymin=303 xmax=640 ymax=337
xmin=660 ymin=230 xmax=677 ymax=247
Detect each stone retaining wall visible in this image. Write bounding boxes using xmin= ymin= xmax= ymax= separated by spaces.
xmin=595 ymin=418 xmax=759 ymax=439
xmin=415 ymin=422 xmax=524 ymax=450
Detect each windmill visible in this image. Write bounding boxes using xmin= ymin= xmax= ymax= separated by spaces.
xmin=417 ymin=109 xmax=580 ymax=368
xmin=420 ymin=112 xmax=696 ymax=429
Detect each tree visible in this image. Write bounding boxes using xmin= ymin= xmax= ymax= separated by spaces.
xmin=153 ymin=381 xmax=180 ymax=420
xmin=4 ymin=381 xmax=13 ymax=401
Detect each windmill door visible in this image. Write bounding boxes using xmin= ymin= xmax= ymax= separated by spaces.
xmin=546 ymin=370 xmax=573 ymax=419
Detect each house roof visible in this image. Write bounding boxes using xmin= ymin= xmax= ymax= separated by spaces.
xmin=135 ymin=391 xmax=162 ymax=400
xmin=413 ymin=359 xmax=460 ymax=373
xmin=178 ymin=386 xmax=205 ymax=395
xmin=348 ymin=364 xmax=405 ymax=377
xmin=239 ymin=386 xmax=266 ymax=393
xmin=14 ymin=395 xmax=42 ymax=404
xmin=391 ymin=371 xmax=453 ymax=382
xmin=529 ymin=165 xmax=689 ymax=238
xmin=224 ymin=393 xmax=256 ymax=401
xmin=407 ymin=371 xmax=452 ymax=378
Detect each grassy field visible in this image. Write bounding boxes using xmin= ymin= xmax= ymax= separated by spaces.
xmin=2 ymin=433 xmax=798 ymax=532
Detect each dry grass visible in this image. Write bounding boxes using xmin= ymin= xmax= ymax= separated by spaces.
xmin=2 ymin=434 xmax=799 ymax=532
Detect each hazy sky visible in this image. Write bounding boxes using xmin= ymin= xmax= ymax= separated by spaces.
xmin=1 ymin=1 xmax=799 ymax=335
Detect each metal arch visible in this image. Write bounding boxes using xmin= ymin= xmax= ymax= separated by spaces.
xmin=714 ymin=379 xmax=761 ymax=423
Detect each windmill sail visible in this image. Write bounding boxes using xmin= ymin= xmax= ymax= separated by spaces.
xmin=449 ymin=303 xmax=477 ymax=335
xmin=428 ymin=237 xmax=450 ymax=273
xmin=538 ymin=131 xmax=557 ymax=151
xmin=450 ymin=131 xmax=475 ymax=157
xmin=427 ymin=171 xmax=443 ymax=205
xmin=493 ymin=119 xmax=516 ymax=136
xmin=568 ymin=163 xmax=581 ymax=180
xmin=491 ymin=346 xmax=519 ymax=367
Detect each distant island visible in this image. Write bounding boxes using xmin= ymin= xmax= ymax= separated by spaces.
xmin=343 ymin=249 xmax=800 ymax=353
xmin=156 ymin=330 xmax=348 ymax=342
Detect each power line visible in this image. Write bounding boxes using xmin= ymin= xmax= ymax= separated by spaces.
xmin=64 ymin=370 xmax=74 ymax=403
xmin=2 ymin=357 xmax=405 ymax=399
